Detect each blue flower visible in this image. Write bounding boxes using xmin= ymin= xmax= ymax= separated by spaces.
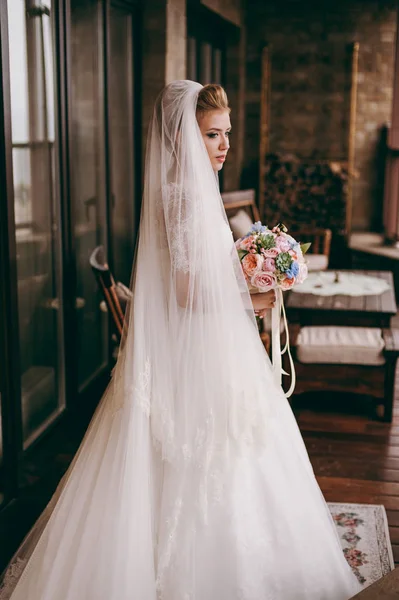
xmin=290 ymin=242 xmax=301 ymax=252
xmin=286 ymin=261 xmax=300 ymax=279
xmin=250 ymin=221 xmax=268 ymax=234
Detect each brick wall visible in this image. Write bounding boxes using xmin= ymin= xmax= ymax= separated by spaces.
xmin=244 ymin=0 xmax=397 ymax=232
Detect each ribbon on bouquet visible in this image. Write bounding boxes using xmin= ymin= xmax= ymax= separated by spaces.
xmin=271 ymin=288 xmax=296 ymax=398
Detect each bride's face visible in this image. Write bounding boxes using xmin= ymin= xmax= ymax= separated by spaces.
xmin=197 ymin=109 xmax=231 ymax=171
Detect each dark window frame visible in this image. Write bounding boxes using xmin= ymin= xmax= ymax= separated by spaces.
xmin=187 ymin=2 xmax=228 ymax=86
xmin=0 ymin=0 xmax=142 ymax=565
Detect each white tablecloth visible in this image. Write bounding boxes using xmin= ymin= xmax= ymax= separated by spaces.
xmin=292 ymin=271 xmax=390 ymax=297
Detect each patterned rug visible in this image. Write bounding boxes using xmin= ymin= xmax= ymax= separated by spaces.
xmin=329 ymin=502 xmax=394 ymax=587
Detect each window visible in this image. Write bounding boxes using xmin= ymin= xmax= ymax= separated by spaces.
xmin=7 ymin=0 xmax=64 ymax=450
xmin=70 ymin=0 xmax=109 ymax=390
xmin=0 ymin=0 xmax=141 ymax=525
xmin=187 ymin=7 xmax=225 ymax=86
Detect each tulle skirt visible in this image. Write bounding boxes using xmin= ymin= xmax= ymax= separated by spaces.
xmin=0 ymin=318 xmax=363 ymax=600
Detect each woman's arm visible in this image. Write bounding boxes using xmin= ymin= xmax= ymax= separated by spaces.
xmin=175 ymin=270 xmax=192 ymax=308
xmin=251 ymin=289 xmax=276 ymax=319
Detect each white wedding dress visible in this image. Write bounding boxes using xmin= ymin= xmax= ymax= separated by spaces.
xmin=0 ymin=81 xmax=363 ymax=600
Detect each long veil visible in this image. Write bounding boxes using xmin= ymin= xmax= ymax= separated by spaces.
xmin=113 ymin=79 xmax=272 ymax=458
xmin=0 ymin=80 xmax=277 ymax=599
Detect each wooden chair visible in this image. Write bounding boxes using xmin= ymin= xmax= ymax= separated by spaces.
xmin=296 ymin=228 xmax=332 ymax=257
xmin=89 ymin=246 xmax=125 ymax=340
xmin=221 ymin=188 xmax=261 ymax=224
xmin=291 ymin=227 xmax=332 ymax=271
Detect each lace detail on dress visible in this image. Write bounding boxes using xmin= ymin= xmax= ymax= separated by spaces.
xmin=110 ymin=357 xmax=152 ymax=418
xmin=133 ymin=358 xmax=151 ymax=416
xmin=163 ymin=183 xmax=197 ymax=274
xmin=169 ymin=222 xmax=192 ymax=273
xmin=156 ymin=496 xmax=184 ymax=596
xmin=0 ymin=558 xmax=27 ymax=599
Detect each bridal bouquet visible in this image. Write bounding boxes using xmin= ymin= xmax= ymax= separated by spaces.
xmin=235 ymin=222 xmax=310 ymax=293
xmin=235 ymin=222 xmax=310 ymax=399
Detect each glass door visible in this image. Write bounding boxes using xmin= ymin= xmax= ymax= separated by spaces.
xmin=0 ymin=367 xmax=5 ymax=507
xmin=0 ymin=0 xmax=141 ymax=513
xmin=7 ymin=0 xmax=65 ymax=450
xmin=0 ymin=0 xmax=142 ymax=535
xmin=108 ymin=1 xmax=139 ymax=285
xmin=0 ymin=211 xmax=20 ymax=508
xmin=70 ymin=0 xmax=109 ymax=392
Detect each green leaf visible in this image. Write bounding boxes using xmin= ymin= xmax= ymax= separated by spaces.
xmin=237 ymin=249 xmax=249 ymax=261
xmin=300 ymin=242 xmax=312 ymax=255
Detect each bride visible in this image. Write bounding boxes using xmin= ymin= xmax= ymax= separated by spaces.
xmin=1 ymin=80 xmax=362 ymax=599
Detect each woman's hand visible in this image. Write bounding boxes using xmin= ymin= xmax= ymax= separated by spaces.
xmin=251 ymin=289 xmax=276 ymax=319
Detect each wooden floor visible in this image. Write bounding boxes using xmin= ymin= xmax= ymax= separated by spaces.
xmin=295 ymin=383 xmax=399 ymax=567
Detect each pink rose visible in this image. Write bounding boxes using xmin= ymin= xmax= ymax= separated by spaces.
xmin=296 ymin=262 xmax=308 ymax=284
xmin=264 ymin=247 xmax=279 ymax=258
xmin=242 ymin=253 xmax=263 ymax=277
xmin=263 ymin=257 xmax=276 ymax=272
xmin=275 ymin=236 xmax=291 ymax=252
xmin=251 ymin=271 xmax=276 ymax=292
xmin=280 ymin=276 xmax=295 ymax=291
xmin=240 ymin=236 xmax=254 ymax=251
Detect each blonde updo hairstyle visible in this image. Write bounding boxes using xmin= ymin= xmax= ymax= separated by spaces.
xmin=196 ymin=83 xmax=230 ymax=116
